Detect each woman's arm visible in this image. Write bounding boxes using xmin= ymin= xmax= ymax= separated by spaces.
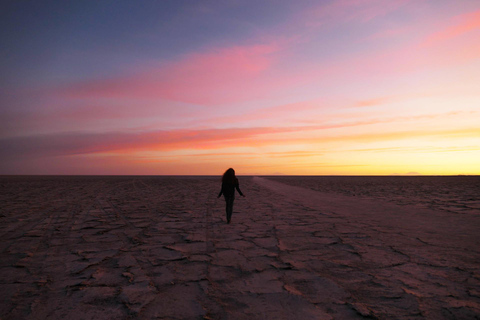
xmin=235 ymin=182 xmax=245 ymax=197
xmin=218 ymin=183 xmax=223 ymax=198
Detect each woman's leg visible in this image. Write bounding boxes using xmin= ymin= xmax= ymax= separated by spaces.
xmin=225 ymin=196 xmax=234 ymax=223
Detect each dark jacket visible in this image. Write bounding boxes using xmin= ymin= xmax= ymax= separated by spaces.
xmin=218 ymin=179 xmax=244 ymax=198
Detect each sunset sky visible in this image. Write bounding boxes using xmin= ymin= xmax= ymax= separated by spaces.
xmin=1 ymin=0 xmax=479 ymax=175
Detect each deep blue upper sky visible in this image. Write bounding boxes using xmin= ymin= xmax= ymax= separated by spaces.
xmin=1 ymin=0 xmax=307 ymax=85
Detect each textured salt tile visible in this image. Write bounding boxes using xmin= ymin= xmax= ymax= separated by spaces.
xmin=116 ymin=253 xmax=137 ymax=267
xmin=53 ymin=305 xmax=126 ymax=320
xmin=468 ymin=288 xmax=480 ymax=298
xmin=323 ymin=303 xmax=367 ymax=319
xmin=80 ymin=249 xmax=118 ymax=265
xmin=399 ymin=274 xmax=466 ymax=298
xmin=147 ymin=247 xmax=185 ymax=263
xmin=0 ymin=283 xmax=26 ymax=315
xmin=313 ymin=237 xmax=340 ymax=246
xmin=23 ymin=229 xmax=44 ymax=237
xmin=356 ymin=245 xmax=409 ymax=267
xmin=243 ymin=226 xmax=273 ymax=235
xmin=88 ymin=234 xmax=119 ymax=243
xmin=278 ymin=236 xmax=340 ymax=251
xmin=210 ymin=232 xmax=244 ymax=242
xmin=88 ymin=268 xmax=126 ymax=286
xmin=362 ymin=294 xmax=421 ymax=319
xmin=444 ymin=298 xmax=480 ymax=310
xmin=212 ymin=249 xmax=248 ymax=269
xmin=251 ymin=237 xmax=278 ymax=248
xmin=81 ymin=286 xmax=118 ymax=303
xmin=188 ymin=254 xmax=211 ymax=262
xmin=206 ymin=265 xmax=240 ymax=282
xmin=130 ymin=221 xmax=150 ymax=228
xmin=127 ymin=266 xmax=151 ymax=283
xmin=319 ymin=248 xmax=363 ymax=265
xmin=232 ymin=293 xmax=333 ymax=320
xmin=119 ymin=282 xmax=156 ymax=314
xmin=283 ymin=271 xmax=349 ymax=304
xmin=270 ymin=260 xmax=294 ymax=270
xmin=184 ymin=233 xmax=206 ymax=242
xmin=215 ymin=239 xmax=255 ymax=251
xmin=348 ymin=302 xmax=373 ymax=317
xmin=352 ymin=278 xmax=408 ymax=300
xmin=43 ymin=253 xmax=81 ymax=268
xmin=226 ymin=270 xmax=284 ymax=294
xmin=402 ymin=286 xmax=427 ymax=298
xmin=242 ymin=246 xmax=277 ymax=258
xmin=64 ymin=260 xmax=95 ymax=274
xmin=245 ymin=256 xmax=276 ymax=272
xmin=171 ymin=261 xmax=207 ymax=282
xmin=13 ymin=256 xmax=35 ymax=269
xmin=0 ymin=266 xmax=30 ymax=283
xmin=150 ymin=265 xmax=175 ymax=286
xmin=143 ymin=234 xmax=182 ymax=244
xmin=141 ymin=283 xmax=206 ymax=319
xmin=122 ymin=271 xmax=134 ymax=283
xmin=166 ymin=241 xmax=205 ymax=254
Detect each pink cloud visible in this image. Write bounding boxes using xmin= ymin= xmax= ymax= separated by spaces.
xmin=0 ymin=127 xmax=282 ymax=161
xmin=52 ymin=2 xmax=424 ymax=109
xmin=422 ymin=10 xmax=480 ymax=48
xmin=1 ymin=111 xmax=472 ymax=162
xmin=59 ymin=44 xmax=281 ymax=106
xmin=325 ymin=23 xmax=480 ymax=81
xmin=54 ymin=4 xmax=478 ymax=113
xmin=280 ymin=6 xmax=480 ymax=86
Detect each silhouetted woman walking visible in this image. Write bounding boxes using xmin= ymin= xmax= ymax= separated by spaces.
xmin=218 ymin=168 xmax=245 ymax=223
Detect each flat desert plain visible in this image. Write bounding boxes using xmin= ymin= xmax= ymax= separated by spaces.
xmin=0 ymin=176 xmax=479 ymax=319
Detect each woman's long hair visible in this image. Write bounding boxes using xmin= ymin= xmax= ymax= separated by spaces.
xmin=222 ymin=168 xmax=237 ymax=184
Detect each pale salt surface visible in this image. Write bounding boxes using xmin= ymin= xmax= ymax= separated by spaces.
xmin=0 ymin=176 xmax=479 ymax=319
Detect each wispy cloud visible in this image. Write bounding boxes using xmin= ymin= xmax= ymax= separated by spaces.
xmin=348 ymin=146 xmax=480 ymax=153
xmin=422 ymin=10 xmax=480 ymax=48
xmin=58 ymin=44 xmax=281 ymax=106
xmin=2 ymin=116 xmax=477 ymax=161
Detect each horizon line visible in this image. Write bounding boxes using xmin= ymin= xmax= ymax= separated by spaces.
xmin=0 ymin=174 xmax=478 ymax=177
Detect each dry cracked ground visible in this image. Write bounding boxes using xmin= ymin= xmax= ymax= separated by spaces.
xmin=0 ymin=176 xmax=479 ymax=319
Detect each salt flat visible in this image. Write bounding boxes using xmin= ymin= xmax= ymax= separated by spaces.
xmin=0 ymin=176 xmax=479 ymax=319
